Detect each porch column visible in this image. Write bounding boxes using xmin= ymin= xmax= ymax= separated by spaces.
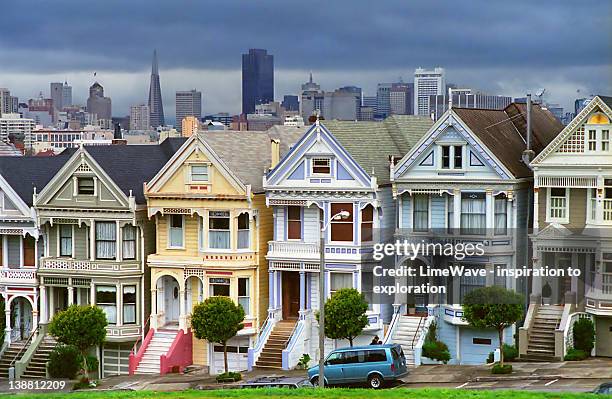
xmin=485 ymin=189 xmax=493 ymax=235
xmin=49 ymin=286 xmax=55 ymax=319
xmin=89 ymin=281 xmax=96 ymax=307
xmin=4 ymin=297 xmax=11 ymax=344
xmin=150 ymin=288 xmax=158 ymax=329
xmin=67 ymin=278 xmax=74 ymax=306
xmin=39 ymin=285 xmax=47 ymax=324
xmin=34 ymin=237 xmax=39 ymax=268
xmin=593 ymin=252 xmax=603 ymax=293
xmin=453 ymin=189 xmax=461 ymax=231
xmin=89 ymin=220 xmax=96 ymax=261
xmin=32 ymin=310 xmax=38 ymax=334
xmin=531 ymin=250 xmax=543 ymax=301
xmin=275 ymin=271 xmax=281 ymax=308
xmin=533 ymin=187 xmax=539 ymax=231
xmin=268 ymin=270 xmax=274 ymax=310
xmin=571 ymin=253 xmax=579 ymax=294
xmin=179 ymin=289 xmax=187 ymax=332
xmin=299 ymin=271 xmax=306 ymax=311
xmin=116 ymin=283 xmax=122 ymax=327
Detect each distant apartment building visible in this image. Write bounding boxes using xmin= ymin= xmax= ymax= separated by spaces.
xmin=130 ymin=104 xmax=151 ymax=130
xmin=0 ymin=88 xmax=18 ymax=116
xmin=32 ymin=126 xmax=114 ymax=151
xmin=428 ymin=88 xmax=513 ymax=120
xmin=27 ymin=96 xmax=55 ymax=126
xmin=203 ymin=112 xmax=233 ymax=128
xmin=389 ymin=83 xmax=414 ymax=115
xmin=181 ymin=115 xmax=200 ymax=137
xmin=281 ymin=95 xmax=299 ymax=112
xmin=242 ymin=48 xmax=274 ymax=115
xmin=175 ymin=89 xmax=202 ymax=132
xmin=300 ymin=75 xmax=361 ymax=121
xmin=414 ymin=67 xmax=445 ymax=115
xmin=87 ymin=82 xmax=112 ymax=122
xmin=246 ymin=113 xmax=282 ymax=131
xmin=0 ymin=113 xmax=35 ymax=148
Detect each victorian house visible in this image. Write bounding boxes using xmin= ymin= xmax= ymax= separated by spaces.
xmin=521 ymin=95 xmax=612 ymax=360
xmin=0 ymin=155 xmax=69 ymax=378
xmin=390 ymin=103 xmax=563 ymax=365
xmin=134 ymin=129 xmax=303 ymax=375
xmin=32 ymin=139 xmax=185 ymax=378
xmin=255 ymin=117 xmax=433 ymax=370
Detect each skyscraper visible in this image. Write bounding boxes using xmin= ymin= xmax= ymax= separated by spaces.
xmin=148 ymin=50 xmax=165 ymax=128
xmin=87 ymin=82 xmax=112 ymax=121
xmin=414 ymin=67 xmax=445 ymax=115
xmin=175 ymin=89 xmax=202 ymax=132
xmin=0 ymin=88 xmax=18 ymax=117
xmin=130 ymin=104 xmax=150 ymax=130
xmin=241 ymin=49 xmax=274 ymax=115
xmin=50 ymin=82 xmax=64 ymax=111
xmin=62 ymin=81 xmax=72 ymax=108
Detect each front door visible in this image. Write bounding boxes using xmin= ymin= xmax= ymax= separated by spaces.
xmin=282 ymin=271 xmax=300 ymax=320
xmin=164 ymin=277 xmax=180 ymax=324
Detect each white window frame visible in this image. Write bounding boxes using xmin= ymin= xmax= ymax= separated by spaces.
xmin=438 ymin=144 xmax=465 ymax=170
xmin=208 ymin=210 xmax=231 ymax=250
xmin=190 ymin=164 xmax=209 ymax=183
xmin=237 ymin=277 xmax=250 ymax=316
xmin=168 ymin=214 xmax=185 ymax=249
xmin=412 ymin=194 xmax=430 ymax=232
xmin=329 ymin=271 xmax=353 ymax=296
xmin=584 ymin=124 xmax=611 ymax=153
xmin=311 ymin=157 xmax=331 ymax=176
xmin=58 ymin=224 xmax=74 ymax=257
xmin=546 ymin=187 xmax=570 ymax=224
xmin=122 ymin=284 xmax=137 ymax=325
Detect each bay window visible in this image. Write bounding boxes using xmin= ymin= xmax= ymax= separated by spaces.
xmin=96 ymin=285 xmax=117 ymax=324
xmin=209 ymin=278 xmax=230 ymax=296
xmin=96 ymin=222 xmax=116 ymax=259
xmin=59 ymin=225 xmax=72 ymax=257
xmin=494 ymin=194 xmax=507 ymax=235
xmin=209 ymin=211 xmax=230 ymax=249
xmin=123 ymin=285 xmax=136 ymax=324
xmin=413 ymin=195 xmax=429 ymax=232
xmin=237 ymin=213 xmax=250 ymax=249
xmin=287 ymin=206 xmax=302 ymax=240
xmin=461 ymin=192 xmax=486 ymax=235
xmin=238 ymin=277 xmax=250 ymax=315
xmin=361 ymin=205 xmax=373 ymax=242
xmin=122 ymin=225 xmax=137 ymax=259
xmin=330 ymin=272 xmax=352 ymax=296
xmin=168 ymin=215 xmax=184 ymax=248
xmin=330 ymin=203 xmax=353 ymax=242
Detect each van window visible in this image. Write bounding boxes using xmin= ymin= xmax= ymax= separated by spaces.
xmin=326 ymin=352 xmax=343 ymax=365
xmin=343 ymin=351 xmax=359 ymax=364
xmin=366 ymin=349 xmax=387 ymax=363
xmin=391 ymin=347 xmax=401 ymax=362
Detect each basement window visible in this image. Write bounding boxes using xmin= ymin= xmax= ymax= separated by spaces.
xmin=472 ymin=338 xmax=492 ymax=345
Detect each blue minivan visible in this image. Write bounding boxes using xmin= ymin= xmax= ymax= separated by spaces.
xmin=307 ymin=344 xmax=408 ymax=389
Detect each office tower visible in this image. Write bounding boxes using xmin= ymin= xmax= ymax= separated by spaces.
xmin=389 ymin=83 xmax=414 ymax=115
xmin=27 ymin=95 xmax=55 ymax=126
xmin=50 ymin=82 xmax=64 ymax=110
xmin=87 ymin=82 xmax=112 ymax=121
xmin=181 ymin=116 xmax=200 ymax=137
xmin=175 ymin=89 xmax=202 ymax=132
xmin=300 ymin=77 xmax=361 ymax=121
xmin=428 ymin=88 xmax=512 ymax=120
xmin=362 ymin=96 xmax=377 ymax=108
xmin=376 ymin=83 xmax=392 ymax=117
xmin=281 ymin=95 xmax=299 ymax=112
xmin=0 ymin=88 xmax=18 ymax=116
xmin=130 ymin=104 xmax=150 ymax=130
xmin=414 ymin=67 xmax=445 ymax=115
xmin=148 ymin=50 xmax=165 ymax=128
xmin=242 ymin=49 xmax=274 ymax=115
xmin=62 ymin=81 xmax=72 ymax=107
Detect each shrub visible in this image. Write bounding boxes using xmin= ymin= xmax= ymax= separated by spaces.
xmin=503 ymin=344 xmax=518 ymax=362
xmin=572 ymin=318 xmax=595 ymax=355
xmin=48 ymin=345 xmax=82 ymax=379
xmin=486 ymin=352 xmax=494 ymax=364
xmin=492 ymin=363 xmax=512 ymax=374
xmin=216 ymin=371 xmax=242 ymax=382
xmin=564 ymin=348 xmax=588 ymax=361
xmin=422 ymin=340 xmax=450 ymax=364
xmin=297 ymin=353 xmax=311 ymax=369
xmin=425 ymin=321 xmax=437 ymax=343
xmin=86 ymin=355 xmax=99 ymax=372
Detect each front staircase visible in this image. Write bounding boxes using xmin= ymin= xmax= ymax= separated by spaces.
xmin=0 ymin=342 xmax=28 ymax=378
xmin=522 ymin=305 xmax=563 ymax=361
xmin=21 ymin=335 xmax=57 ymax=379
xmin=134 ymin=329 xmax=178 ymax=374
xmin=387 ymin=316 xmax=425 ymax=367
xmin=255 ymin=320 xmax=296 ymax=369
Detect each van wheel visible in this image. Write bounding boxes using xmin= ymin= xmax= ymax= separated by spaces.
xmin=311 ymin=377 xmax=319 ymax=386
xmin=368 ymin=374 xmax=383 ymax=389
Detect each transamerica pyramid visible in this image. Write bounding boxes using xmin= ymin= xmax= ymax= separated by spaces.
xmin=148 ymin=50 xmax=165 ymax=128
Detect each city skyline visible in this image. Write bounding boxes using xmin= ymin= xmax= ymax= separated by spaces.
xmin=0 ymin=1 xmax=610 ymax=119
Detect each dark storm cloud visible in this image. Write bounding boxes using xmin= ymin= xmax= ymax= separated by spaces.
xmin=1 ymin=0 xmax=610 ymax=73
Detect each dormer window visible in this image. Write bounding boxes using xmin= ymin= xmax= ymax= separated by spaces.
xmin=441 ymin=145 xmax=463 ymax=169
xmin=77 ymin=177 xmax=94 ymax=195
xmin=312 ymin=158 xmax=331 ymax=175
xmin=191 ymin=165 xmax=209 ymax=182
xmin=584 ymin=112 xmax=611 ymax=152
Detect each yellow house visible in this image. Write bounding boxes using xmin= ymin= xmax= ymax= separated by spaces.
xmin=132 ymin=132 xmax=278 ymax=375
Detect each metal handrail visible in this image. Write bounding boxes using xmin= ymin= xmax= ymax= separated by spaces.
xmin=9 ymin=325 xmax=39 ymax=369
xmin=131 ymin=315 xmax=151 ymax=354
xmin=284 ymin=320 xmax=300 ymax=348
xmin=410 ymin=316 xmax=425 ymax=349
xmin=253 ymin=315 xmax=272 ymax=352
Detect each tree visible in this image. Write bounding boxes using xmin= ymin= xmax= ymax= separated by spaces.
xmin=319 ymin=288 xmax=368 ymax=347
xmin=48 ymin=305 xmax=107 ymax=378
xmin=191 ymin=296 xmax=244 ymax=374
xmin=462 ymin=286 xmax=524 ymax=367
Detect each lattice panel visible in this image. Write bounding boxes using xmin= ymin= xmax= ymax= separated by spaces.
xmin=536 ymin=176 xmax=597 ymax=188
xmin=72 ymin=278 xmax=91 ymax=287
xmin=77 ymin=163 xmax=92 ymax=173
xmin=163 ymin=208 xmax=192 ymax=214
xmin=558 ymin=126 xmax=584 ymax=153
xmin=43 ymin=276 xmax=69 ymax=286
xmin=268 ymin=199 xmax=307 ymax=206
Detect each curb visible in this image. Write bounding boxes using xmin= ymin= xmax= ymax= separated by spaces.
xmin=472 ymin=375 xmax=562 ymax=382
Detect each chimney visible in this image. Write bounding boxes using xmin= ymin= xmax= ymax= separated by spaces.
xmin=112 ymin=123 xmax=127 ymax=145
xmin=271 ymin=139 xmax=280 ymax=169
xmin=521 ymin=93 xmax=535 ymax=167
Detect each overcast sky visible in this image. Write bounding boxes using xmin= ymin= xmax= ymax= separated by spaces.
xmin=1 ymin=0 xmax=610 ymax=122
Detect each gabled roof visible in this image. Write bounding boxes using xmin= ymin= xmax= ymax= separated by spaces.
xmin=201 ymin=128 xmax=308 ymax=193
xmin=452 ymin=103 xmax=563 ymax=178
xmin=82 ymin=137 xmax=186 ymax=203
xmin=320 ymin=115 xmax=433 ymax=185
xmin=0 ymin=150 xmax=75 ymax=206
xmin=600 ymin=95 xmax=612 ymax=109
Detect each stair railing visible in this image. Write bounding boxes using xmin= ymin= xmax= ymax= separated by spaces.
xmin=410 ymin=316 xmax=425 ymax=349
xmin=282 ymin=320 xmax=305 ymax=370
xmin=382 ymin=305 xmax=402 ymax=344
xmin=128 ymin=315 xmax=154 ymax=375
xmin=131 ymin=315 xmax=151 ymax=355
xmin=247 ymin=315 xmax=275 ymax=371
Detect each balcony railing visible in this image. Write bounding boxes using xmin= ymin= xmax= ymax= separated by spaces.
xmin=40 ymin=258 xmax=140 ymax=273
xmin=267 ymin=240 xmax=365 ymax=261
xmin=268 ymin=241 xmax=319 ymax=256
xmin=0 ymin=268 xmax=37 ymax=285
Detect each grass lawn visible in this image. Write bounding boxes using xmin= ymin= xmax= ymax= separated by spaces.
xmin=12 ymin=388 xmax=600 ymax=399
